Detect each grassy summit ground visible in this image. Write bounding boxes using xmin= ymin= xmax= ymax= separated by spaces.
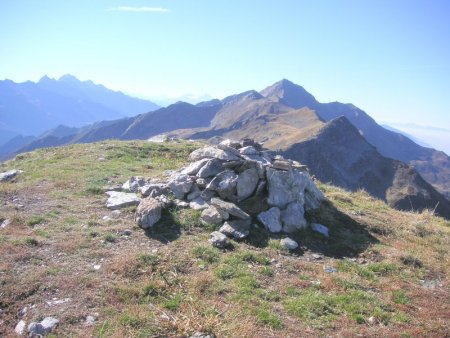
xmin=0 ymin=140 xmax=449 ymax=337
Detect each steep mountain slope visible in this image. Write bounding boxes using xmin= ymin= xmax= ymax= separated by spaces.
xmin=261 ymin=79 xmax=450 ymax=198
xmin=0 ymin=75 xmax=159 ymax=137
xmin=283 ymin=117 xmax=450 ymax=218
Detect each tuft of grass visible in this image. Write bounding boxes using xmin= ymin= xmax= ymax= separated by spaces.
xmin=400 ymin=255 xmax=423 ymax=268
xmin=259 ymin=266 xmax=274 ymax=277
xmin=25 ymin=237 xmax=39 ymax=246
xmin=162 ymin=293 xmax=183 ymax=311
xmin=137 ymin=253 xmax=160 ymax=267
xmin=256 ymin=308 xmax=283 ymax=329
xmin=26 ymin=215 xmax=47 ymax=226
xmin=392 ymin=290 xmax=410 ymax=305
xmin=104 ymin=233 xmax=117 ymax=243
xmin=192 ymin=245 xmax=220 ymax=264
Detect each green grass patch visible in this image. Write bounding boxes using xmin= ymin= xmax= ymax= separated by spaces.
xmin=256 ymin=308 xmax=283 ymax=329
xmin=192 ymin=245 xmax=220 ymax=264
xmin=392 ymin=290 xmax=410 ymax=305
xmin=26 ymin=215 xmax=47 ymax=226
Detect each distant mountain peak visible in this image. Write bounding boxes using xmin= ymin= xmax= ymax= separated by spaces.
xmin=58 ymin=74 xmax=81 ymax=83
xmin=260 ymin=79 xmax=318 ymax=109
xmin=222 ymin=90 xmax=263 ymax=105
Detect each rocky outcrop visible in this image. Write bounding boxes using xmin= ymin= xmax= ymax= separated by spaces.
xmin=112 ymin=139 xmax=326 ymax=247
xmin=0 ymin=169 xmax=21 ymax=182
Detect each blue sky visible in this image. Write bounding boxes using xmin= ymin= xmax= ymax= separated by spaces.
xmin=1 ymin=0 xmax=450 ymax=131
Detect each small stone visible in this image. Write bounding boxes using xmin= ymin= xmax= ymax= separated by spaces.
xmin=174 ymin=199 xmax=190 ymax=208
xmin=189 ymin=197 xmax=210 ymax=210
xmin=94 ymin=265 xmax=101 ymax=270
xmin=189 ymin=332 xmax=216 ymax=338
xmin=312 ymin=254 xmax=323 ymax=260
xmin=200 ymin=207 xmax=224 ymax=226
xmin=28 ymin=317 xmax=59 ymax=336
xmin=219 ymin=139 xmax=241 ymax=149
xmin=257 ymin=207 xmax=282 ymax=233
xmin=15 ymin=320 xmax=26 ymax=335
xmin=189 ymin=146 xmax=241 ymax=161
xmin=323 ymin=266 xmax=337 ymax=273
xmin=219 ymin=219 xmax=251 ymax=239
xmin=0 ymin=219 xmax=10 ymax=229
xmin=239 ymin=146 xmax=258 ymax=155
xmin=84 ymin=315 xmax=97 ymax=326
xmin=280 ymin=237 xmax=298 ymax=250
xmin=271 ymin=160 xmax=292 ymax=171
xmin=122 ymin=176 xmax=147 ymax=192
xmin=209 ymin=231 xmax=229 ymax=248
xmin=368 ymin=316 xmax=376 ymax=325
xmin=102 ymin=216 xmax=112 ymax=221
xmin=121 ymin=229 xmax=132 ymax=236
xmin=46 ymin=298 xmax=71 ymax=307
xmin=196 ymin=178 xmax=210 ymax=189
xmin=111 ymin=210 xmax=122 ymax=217
xmin=311 ymin=223 xmax=329 ymax=237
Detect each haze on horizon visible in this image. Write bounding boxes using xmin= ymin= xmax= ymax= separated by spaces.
xmin=1 ymin=0 xmax=450 ymax=132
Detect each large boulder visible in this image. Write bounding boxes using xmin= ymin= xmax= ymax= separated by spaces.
xmin=189 ymin=146 xmax=241 ymax=161
xmin=210 ymin=198 xmax=250 ymax=220
xmin=206 ymin=170 xmax=238 ymax=201
xmin=135 ymin=198 xmax=164 ymax=229
xmin=181 ymin=158 xmax=210 ymax=175
xmin=266 ymin=167 xmax=308 ymax=209
xmin=281 ymin=201 xmax=307 ymax=233
xmin=139 ymin=182 xmax=168 ymax=197
xmin=257 ymin=207 xmax=282 ymax=233
xmin=0 ymin=169 xmax=21 ymax=182
xmin=304 ymin=176 xmax=326 ymax=211
xmin=236 ymin=167 xmax=259 ymax=201
xmin=106 ymin=191 xmax=141 ymax=210
xmin=197 ymin=158 xmax=224 ymax=178
xmin=168 ymin=174 xmax=194 ymax=199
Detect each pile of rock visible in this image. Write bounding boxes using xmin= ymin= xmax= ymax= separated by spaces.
xmin=105 ymin=139 xmax=327 ymax=248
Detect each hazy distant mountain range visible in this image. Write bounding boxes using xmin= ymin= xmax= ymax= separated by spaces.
xmin=0 ymin=74 xmax=159 ymax=145
xmin=1 ymin=78 xmax=449 ymax=218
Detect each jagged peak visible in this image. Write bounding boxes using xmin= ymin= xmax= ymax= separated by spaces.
xmin=260 ymin=79 xmax=318 ymax=109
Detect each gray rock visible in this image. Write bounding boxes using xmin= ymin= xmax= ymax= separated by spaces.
xmin=181 ymin=158 xmax=209 ymax=175
xmin=241 ymin=154 xmax=271 ymax=165
xmin=216 ymin=143 xmax=243 ymax=157
xmin=189 ymin=197 xmax=210 ymax=210
xmin=1 ymin=218 xmax=10 ymax=229
xmin=236 ymin=168 xmax=259 ymax=201
xmin=311 ymin=223 xmax=329 ymax=237
xmin=242 ymin=138 xmax=262 ymax=150
xmin=266 ymin=167 xmax=307 ymax=209
xmin=200 ymin=207 xmax=225 ymax=226
xmin=189 ymin=146 xmax=241 ymax=161
xmin=271 ymin=160 xmax=292 ymax=171
xmin=135 ymin=198 xmax=164 ymax=229
xmin=197 ymin=158 xmax=224 ymax=178
xmin=239 ymin=146 xmax=258 ymax=155
xmin=0 ymin=169 xmax=21 ymax=182
xmin=200 ymin=189 xmax=216 ymax=201
xmin=122 ymin=176 xmax=147 ymax=192
xmin=28 ymin=317 xmax=59 ymax=336
xmin=219 ymin=219 xmax=251 ymax=239
xmin=139 ymin=183 xmax=168 ymax=198
xmin=209 ymin=231 xmax=229 ymax=248
xmin=84 ymin=315 xmax=97 ymax=326
xmin=280 ymin=237 xmax=299 ymax=250
xmin=324 ymin=266 xmax=337 ymax=273
xmin=190 ymin=331 xmax=215 ymax=338
xmin=196 ymin=177 xmax=210 ymax=189
xmin=15 ymin=320 xmax=26 ymax=335
xmin=222 ymin=160 xmax=245 ymax=170
xmin=121 ymin=229 xmax=132 ymax=236
xmin=281 ymin=202 xmax=307 ymax=233
xmin=105 ymin=191 xmax=141 ymax=210
xmin=168 ymin=174 xmax=194 ymax=199
xmin=174 ymin=199 xmax=190 ymax=208
xmin=210 ymin=197 xmax=250 ymax=219
xmin=257 ymin=207 xmax=282 ymax=233
xmin=219 ymin=139 xmax=241 ymax=149
xmin=304 ymin=176 xmax=325 ymax=211
xmin=206 ymin=170 xmax=238 ymax=201
xmin=186 ymin=184 xmax=202 ymax=201
xmin=155 ymin=194 xmax=173 ymax=207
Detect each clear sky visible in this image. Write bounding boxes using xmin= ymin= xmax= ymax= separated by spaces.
xmin=1 ymin=0 xmax=450 ymax=129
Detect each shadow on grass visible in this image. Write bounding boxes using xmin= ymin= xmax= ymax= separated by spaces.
xmin=143 ymin=209 xmax=183 ymax=244
xmin=245 ymin=200 xmax=379 ymax=258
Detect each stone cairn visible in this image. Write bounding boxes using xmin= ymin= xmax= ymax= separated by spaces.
xmin=105 ymin=139 xmax=326 ymax=248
